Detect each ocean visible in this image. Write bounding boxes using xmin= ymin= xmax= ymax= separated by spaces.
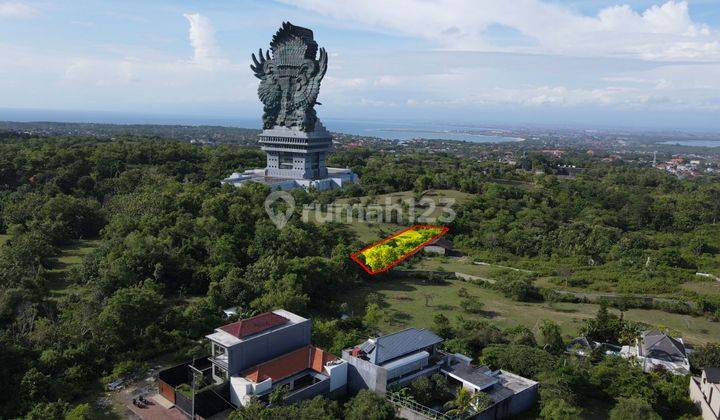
xmin=0 ymin=109 xmax=522 ymax=143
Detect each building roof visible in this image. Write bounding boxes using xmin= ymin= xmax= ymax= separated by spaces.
xmin=428 ymin=237 xmax=453 ymax=249
xmin=705 ymin=368 xmax=720 ymax=383
xmin=218 ymin=311 xmax=289 ymax=339
xmin=566 ymin=336 xmax=595 ymax=350
xmin=639 ymin=330 xmax=687 ymax=362
xmin=241 ymin=345 xmax=337 ymax=383
xmin=442 ymin=364 xmax=497 ymax=391
xmin=486 ymin=370 xmax=539 ymax=404
xmin=363 ymin=328 xmax=443 ymax=365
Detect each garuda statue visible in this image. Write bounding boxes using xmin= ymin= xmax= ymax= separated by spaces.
xmin=251 ymin=22 xmax=328 ymax=132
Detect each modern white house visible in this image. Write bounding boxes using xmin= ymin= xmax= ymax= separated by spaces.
xmin=620 ymin=330 xmax=690 ymax=375
xmin=690 ymin=368 xmax=720 ymax=420
xmin=343 ymin=328 xmax=538 ymax=419
xmin=205 ymin=310 xmax=347 ymax=406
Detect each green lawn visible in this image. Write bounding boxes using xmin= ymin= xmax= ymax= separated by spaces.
xmin=343 ymin=275 xmax=720 ymax=346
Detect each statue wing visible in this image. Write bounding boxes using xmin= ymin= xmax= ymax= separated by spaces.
xmin=251 ymin=49 xmax=280 ymax=108
xmin=295 ymin=47 xmax=328 ymax=109
xmin=250 ymin=48 xmax=271 ymax=79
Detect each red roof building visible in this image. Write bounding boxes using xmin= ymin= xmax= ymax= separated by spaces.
xmin=242 ymin=345 xmax=337 ymax=383
xmin=218 ymin=311 xmax=289 ymax=338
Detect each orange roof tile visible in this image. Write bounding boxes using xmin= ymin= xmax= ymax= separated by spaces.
xmin=242 ymin=345 xmax=337 ymax=383
xmin=219 ymin=312 xmax=288 ymax=338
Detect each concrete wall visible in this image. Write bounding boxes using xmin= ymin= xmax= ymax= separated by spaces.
xmin=326 ymin=361 xmax=348 ymax=392
xmin=395 ymin=406 xmax=431 ymax=420
xmin=475 ymin=382 xmax=539 ymax=420
xmin=342 ymin=350 xmax=388 ymax=395
xmin=228 ymin=318 xmax=311 ymax=375
xmin=690 ymin=376 xmax=720 ymax=420
xmin=391 ymin=365 xmax=441 ymax=388
xmin=284 ymin=378 xmax=331 ymax=405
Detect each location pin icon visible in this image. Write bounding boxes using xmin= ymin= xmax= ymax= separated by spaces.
xmin=264 ymin=190 xmax=295 ymax=229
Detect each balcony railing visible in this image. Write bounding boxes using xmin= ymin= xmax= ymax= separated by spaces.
xmin=209 ymin=355 xmax=228 ymax=371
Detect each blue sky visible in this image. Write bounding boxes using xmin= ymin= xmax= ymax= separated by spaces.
xmin=1 ymin=0 xmax=719 ymax=130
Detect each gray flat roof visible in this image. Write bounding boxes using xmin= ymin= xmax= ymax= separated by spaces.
xmin=485 ymin=370 xmax=538 ymax=404
xmin=441 ymin=364 xmax=497 ymax=391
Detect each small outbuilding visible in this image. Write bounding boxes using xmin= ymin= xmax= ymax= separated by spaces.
xmin=424 ymin=237 xmax=454 ymax=255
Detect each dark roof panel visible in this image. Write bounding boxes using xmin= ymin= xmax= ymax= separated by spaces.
xmin=366 ymin=328 xmax=443 ymax=365
xmin=706 ymin=367 xmax=720 ymax=383
xmin=640 ymin=330 xmax=687 ymax=362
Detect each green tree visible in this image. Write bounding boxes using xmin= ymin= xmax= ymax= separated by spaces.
xmin=581 ymin=303 xmax=624 ymax=344
xmin=689 ymin=343 xmax=720 ymax=372
xmin=481 ymin=344 xmax=557 ymax=378
xmin=443 ymin=387 xmax=491 ymax=416
xmin=539 ymin=399 xmax=582 ymax=420
xmin=268 ymin=384 xmax=290 ymax=406
xmin=26 ymin=401 xmax=70 ymax=420
xmin=363 ymin=303 xmax=383 ymax=332
xmin=608 ymin=397 xmax=661 ymax=420
xmin=65 ymin=403 xmax=93 ymax=420
xmin=432 ymin=313 xmax=453 ymax=338
xmin=540 ymin=320 xmax=564 ymax=355
xmin=590 ymin=356 xmax=654 ymax=402
xmin=344 ymin=390 xmax=396 ymax=420
xmin=95 ymin=280 xmax=164 ymax=354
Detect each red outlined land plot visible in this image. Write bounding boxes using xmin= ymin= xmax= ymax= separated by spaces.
xmin=350 ymin=225 xmax=449 ymax=275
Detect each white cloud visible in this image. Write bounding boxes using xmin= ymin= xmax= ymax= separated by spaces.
xmin=183 ymin=12 xmax=219 ymax=66
xmin=281 ymin=0 xmax=720 ymax=61
xmin=0 ymin=1 xmax=37 ymax=18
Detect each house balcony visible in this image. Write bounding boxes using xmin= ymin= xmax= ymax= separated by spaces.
xmin=210 ymin=355 xmax=228 ymax=371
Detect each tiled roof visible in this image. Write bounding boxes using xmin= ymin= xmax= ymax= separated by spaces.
xmin=242 ymin=345 xmax=337 ymax=383
xmin=640 ymin=330 xmax=687 ymax=362
xmin=219 ymin=311 xmax=289 ymax=339
xmin=364 ymin=328 xmax=443 ymax=365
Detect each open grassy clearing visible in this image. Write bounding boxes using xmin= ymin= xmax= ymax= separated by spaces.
xmin=344 ymin=275 xmax=720 ymax=345
xmin=414 ymin=256 xmax=497 ymax=278
xmin=306 ymin=190 xmax=469 ymax=244
xmin=47 ymin=239 xmax=101 ymax=299
xmin=681 ymin=279 xmax=720 ymax=297
xmin=320 ymin=189 xmax=473 ymax=244
xmin=0 ymin=233 xmax=10 ymax=246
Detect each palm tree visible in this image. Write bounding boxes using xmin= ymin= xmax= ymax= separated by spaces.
xmin=443 ymin=387 xmax=474 ymax=417
xmin=444 ymin=388 xmax=493 ymax=417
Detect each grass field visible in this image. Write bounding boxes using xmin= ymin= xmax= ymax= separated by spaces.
xmin=46 ymin=239 xmax=101 ymax=299
xmin=344 ymin=274 xmax=720 ymax=345
xmin=415 ymin=257 xmax=497 ymax=278
xmin=321 ymin=189 xmax=473 ymax=244
xmin=0 ymin=233 xmax=9 ymax=246
xmin=681 ymin=279 xmax=720 ymax=297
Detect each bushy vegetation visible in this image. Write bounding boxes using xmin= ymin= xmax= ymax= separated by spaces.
xmin=0 ymin=135 xmax=364 ymax=417
xmin=427 ymin=306 xmax=701 ymax=419
xmin=0 ymin=133 xmax=717 ymax=418
xmin=358 ymin=226 xmax=443 ymax=272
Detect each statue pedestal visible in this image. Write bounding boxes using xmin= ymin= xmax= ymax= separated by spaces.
xmin=221 ymin=120 xmax=359 ymax=191
xmin=259 ymin=123 xmax=332 ymax=180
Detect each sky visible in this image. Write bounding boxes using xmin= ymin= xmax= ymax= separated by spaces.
xmin=1 ymin=0 xmax=720 ymax=130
